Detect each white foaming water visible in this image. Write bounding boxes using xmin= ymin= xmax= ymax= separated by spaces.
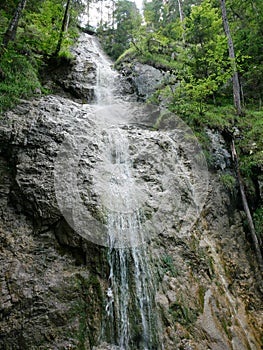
xmin=100 ymin=128 xmax=155 ymax=349
xmin=54 ymin=33 xmax=210 ymax=349
xmin=89 ymin=34 xmax=157 ymax=349
xmin=90 ymin=36 xmax=119 ymax=105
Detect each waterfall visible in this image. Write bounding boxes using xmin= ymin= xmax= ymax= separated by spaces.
xmin=90 ymin=36 xmax=158 ymax=349
xmin=54 ymin=33 xmax=208 ymax=350
xmin=90 ymin=36 xmax=118 ymax=105
xmin=97 ymin=128 xmax=156 ymax=349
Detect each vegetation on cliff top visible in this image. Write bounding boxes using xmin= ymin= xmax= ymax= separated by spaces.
xmin=0 ymin=0 xmax=262 ymax=246
xmin=0 ymin=0 xmax=83 ymax=111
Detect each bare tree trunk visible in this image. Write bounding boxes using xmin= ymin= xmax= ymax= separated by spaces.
xmin=231 ymin=139 xmax=263 ymax=274
xmin=65 ymin=12 xmax=70 ymax=33
xmin=87 ymin=0 xmax=90 ymax=28
xmin=100 ymin=0 xmax=103 ymax=26
xmin=177 ymin=0 xmax=185 ymax=44
xmin=1 ymin=0 xmax=27 ymax=55
xmin=220 ymin=0 xmax=242 ymax=115
xmin=112 ymin=0 xmax=115 ymax=29
xmin=54 ymin=0 xmax=71 ymax=56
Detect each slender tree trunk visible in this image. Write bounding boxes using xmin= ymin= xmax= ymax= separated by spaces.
xmin=65 ymin=12 xmax=70 ymax=32
xmin=100 ymin=0 xmax=103 ymax=26
xmin=1 ymin=0 xmax=27 ymax=55
xmin=87 ymin=0 xmax=90 ymax=28
xmin=177 ymin=0 xmax=184 ymax=22
xmin=177 ymin=0 xmax=185 ymax=44
xmin=112 ymin=0 xmax=116 ymax=29
xmin=54 ymin=0 xmax=71 ymax=56
xmin=220 ymin=0 xmax=242 ymax=115
xmin=231 ymin=139 xmax=263 ymax=274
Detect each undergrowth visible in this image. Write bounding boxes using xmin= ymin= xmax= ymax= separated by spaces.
xmin=0 ymin=48 xmax=41 ymax=112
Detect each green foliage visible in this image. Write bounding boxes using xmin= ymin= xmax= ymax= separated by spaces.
xmin=172 ymin=0 xmax=232 ymax=113
xmin=0 ymin=0 xmax=82 ymax=111
xmin=128 ymin=27 xmax=180 ymax=69
xmin=115 ymin=0 xmax=234 ymax=115
xmin=143 ymin=0 xmax=182 ymax=29
xmin=227 ymin=0 xmax=263 ymax=103
xmin=0 ymin=47 xmax=41 ymax=111
xmin=143 ymin=0 xmax=164 ymax=29
xmin=98 ymin=0 xmax=142 ymax=60
xmin=17 ymin=0 xmax=79 ymax=58
xmin=220 ymin=174 xmax=237 ymax=192
xmin=237 ymin=110 xmax=263 ymax=176
xmin=169 ymin=299 xmax=199 ymax=326
xmin=0 ymin=1 xmax=20 ymax=18
xmin=160 ymin=254 xmax=178 ymax=277
xmin=22 ymin=0 xmax=62 ymax=55
xmin=105 ymin=0 xmax=262 ymax=115
xmin=198 ymin=285 xmax=206 ymax=312
xmin=0 ymin=9 xmax=9 ymax=35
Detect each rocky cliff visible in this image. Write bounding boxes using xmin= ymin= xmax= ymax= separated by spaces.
xmin=0 ymin=33 xmax=262 ymax=350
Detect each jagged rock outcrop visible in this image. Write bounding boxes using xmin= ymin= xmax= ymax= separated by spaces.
xmin=117 ymin=61 xmax=165 ymax=100
xmin=0 ymin=33 xmax=262 ymax=350
xmin=43 ymin=34 xmax=99 ymax=102
xmin=0 ymin=154 xmax=104 ymax=349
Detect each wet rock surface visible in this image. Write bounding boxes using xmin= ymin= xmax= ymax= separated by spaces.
xmin=0 ymin=33 xmax=262 ymax=350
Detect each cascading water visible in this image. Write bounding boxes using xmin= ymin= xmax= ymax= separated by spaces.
xmin=24 ymin=32 xmax=260 ymax=350
xmin=55 ymin=33 xmax=209 ymax=350
xmin=96 ymin=128 xmax=157 ymax=349
xmin=90 ymin=37 xmax=119 ymax=105
xmin=90 ymin=36 xmax=158 ymax=349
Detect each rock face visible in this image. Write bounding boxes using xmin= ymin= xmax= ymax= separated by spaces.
xmin=117 ymin=61 xmax=165 ymax=100
xmin=206 ymin=128 xmax=231 ymax=170
xmin=0 ymin=33 xmax=262 ymax=350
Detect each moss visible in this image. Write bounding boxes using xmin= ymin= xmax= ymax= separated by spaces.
xmin=160 ymin=254 xmax=179 ymax=278
xmin=220 ymin=174 xmax=237 ymax=192
xmin=115 ymin=46 xmax=138 ymax=67
xmin=169 ymin=301 xmax=199 ymax=326
xmin=198 ymin=285 xmax=206 ymax=312
xmin=69 ymin=273 xmax=104 ymax=349
xmin=221 ymin=316 xmax=232 ymax=339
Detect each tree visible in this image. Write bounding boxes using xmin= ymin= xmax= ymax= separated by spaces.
xmin=16 ymin=0 xmax=82 ymax=58
xmin=220 ymin=0 xmax=242 ymax=115
xmin=99 ymin=0 xmax=142 ymax=60
xmin=227 ymin=0 xmax=263 ymax=106
xmin=177 ymin=0 xmax=184 ymax=22
xmin=1 ymin=0 xmax=27 ymax=55
xmin=177 ymin=0 xmax=185 ymax=43
xmin=54 ymin=0 xmax=71 ymax=56
xmin=231 ymin=139 xmax=263 ymax=273
xmin=173 ymin=0 xmax=231 ymax=113
xmin=143 ymin=0 xmax=164 ymax=28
